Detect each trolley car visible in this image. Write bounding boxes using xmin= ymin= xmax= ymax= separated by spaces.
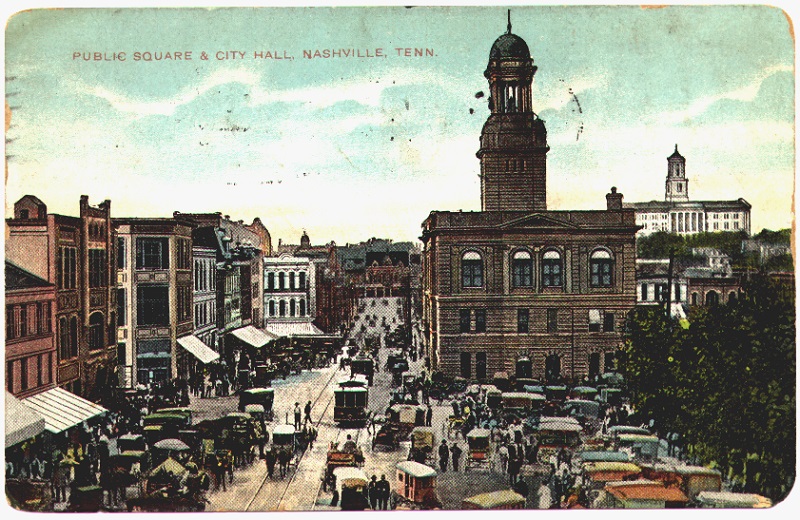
xmin=334 ymin=377 xmax=369 ymax=425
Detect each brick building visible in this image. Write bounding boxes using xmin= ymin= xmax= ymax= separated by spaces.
xmin=5 ymin=262 xmax=57 ymax=399
xmin=421 ymin=21 xmax=639 ymax=383
xmin=6 ymin=195 xmax=118 ymax=400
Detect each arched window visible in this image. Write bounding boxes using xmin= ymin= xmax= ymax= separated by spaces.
xmin=461 ymin=251 xmax=483 ymax=288
xmin=89 ymin=312 xmax=104 ymax=351
xmin=289 ymin=272 xmax=295 ymax=290
xmin=691 ymin=292 xmax=699 ymax=305
xmin=512 ymin=250 xmax=532 ymax=287
xmin=728 ymin=291 xmax=737 ymax=303
xmin=279 ymin=300 xmax=286 ymax=317
xmin=705 ymin=291 xmax=719 ymax=306
xmin=299 ymin=299 xmax=306 ymax=316
xmin=542 ymin=250 xmax=563 ymax=287
xmin=290 ymin=299 xmax=296 ymax=317
xmin=269 ymin=300 xmax=275 ymax=316
xmin=267 ymin=272 xmax=275 ymax=291
xmin=299 ymin=272 xmax=306 ymax=290
xmin=590 ymin=249 xmax=614 ymax=287
xmin=278 ymin=272 xmax=285 ymax=290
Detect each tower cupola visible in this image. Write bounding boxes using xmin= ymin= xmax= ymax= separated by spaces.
xmin=477 ymin=11 xmax=549 ymax=212
xmin=665 ymin=144 xmax=689 ymax=202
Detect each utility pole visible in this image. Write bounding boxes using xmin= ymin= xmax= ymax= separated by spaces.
xmin=666 ymin=248 xmax=675 ymax=320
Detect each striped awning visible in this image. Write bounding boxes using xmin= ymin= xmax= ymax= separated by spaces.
xmin=5 ymin=392 xmax=46 ymax=448
xmin=177 ymin=335 xmax=220 ymax=364
xmin=22 ymin=387 xmax=107 ymax=434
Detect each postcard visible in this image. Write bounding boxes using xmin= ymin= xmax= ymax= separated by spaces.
xmin=3 ymin=4 xmax=796 ymax=514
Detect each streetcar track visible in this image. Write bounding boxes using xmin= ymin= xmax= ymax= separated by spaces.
xmin=245 ymin=365 xmax=341 ymax=511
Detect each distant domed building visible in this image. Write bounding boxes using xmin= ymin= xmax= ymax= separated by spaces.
xmin=624 ymin=145 xmax=752 ymax=236
xmin=421 ymin=14 xmax=639 ymax=382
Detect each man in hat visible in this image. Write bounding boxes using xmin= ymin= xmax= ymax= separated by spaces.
xmin=377 ymin=474 xmax=391 ymax=510
xmin=368 ymin=475 xmax=379 ymax=509
xmin=438 ymin=439 xmax=449 ymax=472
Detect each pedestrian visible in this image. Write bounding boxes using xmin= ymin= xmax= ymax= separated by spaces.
xmin=426 ymin=405 xmax=433 ymax=427
xmin=212 ymin=454 xmax=227 ymax=491
xmin=377 ymin=474 xmax=390 ymax=510
xmin=537 ymin=480 xmax=552 ymax=510
xmin=368 ymin=475 xmax=379 ymax=509
xmin=450 ymin=442 xmax=463 ymax=472
xmin=294 ymin=402 xmax=302 ymax=430
xmin=304 ymin=400 xmax=312 ymax=426
xmin=508 ymin=454 xmax=521 ymax=485
xmin=497 ymin=443 xmax=509 ymax=474
xmin=438 ymin=440 xmax=449 ymax=472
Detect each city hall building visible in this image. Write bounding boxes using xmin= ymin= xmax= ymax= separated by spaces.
xmin=421 ymin=20 xmax=639 ymax=383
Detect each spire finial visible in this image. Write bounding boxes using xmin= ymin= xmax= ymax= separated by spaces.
xmin=507 ymin=9 xmax=512 ymax=34
xmin=675 ymin=144 xmax=679 ymax=152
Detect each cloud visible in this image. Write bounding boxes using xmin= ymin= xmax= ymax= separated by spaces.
xmin=654 ymin=64 xmax=793 ymax=125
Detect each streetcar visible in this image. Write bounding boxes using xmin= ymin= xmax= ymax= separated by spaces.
xmin=334 ymin=376 xmax=369 ymax=425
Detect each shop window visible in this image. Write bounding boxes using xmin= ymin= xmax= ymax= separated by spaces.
xmin=136 ymin=238 xmax=169 ymax=270
xmin=137 ymin=285 xmax=169 ymax=326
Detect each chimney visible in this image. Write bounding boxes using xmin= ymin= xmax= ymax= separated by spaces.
xmin=606 ymin=187 xmax=623 ymax=210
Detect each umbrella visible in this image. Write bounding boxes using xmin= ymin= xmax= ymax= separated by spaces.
xmin=153 ymin=438 xmax=190 ymax=451
xmin=601 ymin=372 xmax=625 ymax=385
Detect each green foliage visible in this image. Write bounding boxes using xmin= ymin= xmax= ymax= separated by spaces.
xmin=753 ymin=228 xmax=791 ymax=245
xmin=624 ymin=274 xmax=796 ymax=502
xmin=763 ymin=253 xmax=794 ymax=273
xmin=636 ymin=230 xmax=750 ymax=262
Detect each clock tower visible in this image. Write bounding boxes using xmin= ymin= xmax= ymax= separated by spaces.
xmin=477 ymin=13 xmax=549 ymax=211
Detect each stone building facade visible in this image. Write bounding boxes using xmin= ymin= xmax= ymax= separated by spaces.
xmin=114 ymin=218 xmax=194 ymax=386
xmin=625 ymin=146 xmax=751 ymax=236
xmin=421 ymin=21 xmax=639 ymax=383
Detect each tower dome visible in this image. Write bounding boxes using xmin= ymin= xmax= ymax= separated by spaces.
xmin=489 ymin=33 xmax=530 ymax=60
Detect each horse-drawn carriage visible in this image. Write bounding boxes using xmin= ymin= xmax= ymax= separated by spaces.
xmin=408 ymin=426 xmax=435 ymax=465
xmin=126 ymin=457 xmax=207 ymax=512
xmin=350 ymin=355 xmax=375 ymax=386
xmin=373 ymin=404 xmax=422 ymax=451
xmin=394 ymin=461 xmax=440 ymax=510
xmin=323 ymin=442 xmax=365 ymax=491
xmin=272 ymin=424 xmax=297 ymax=478
xmin=238 ymin=387 xmax=275 ymax=420
xmin=464 ymin=428 xmax=492 ymax=471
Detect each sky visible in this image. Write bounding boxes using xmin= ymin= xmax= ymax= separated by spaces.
xmin=3 ymin=3 xmax=795 ymax=246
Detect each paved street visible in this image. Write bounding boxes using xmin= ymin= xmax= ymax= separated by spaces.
xmin=187 ymin=296 xmax=548 ymax=511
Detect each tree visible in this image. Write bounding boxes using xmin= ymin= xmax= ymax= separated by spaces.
xmin=624 ymin=274 xmax=795 ymax=502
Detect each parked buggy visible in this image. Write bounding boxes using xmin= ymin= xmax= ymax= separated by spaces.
xmin=238 ymin=387 xmax=275 ymax=421
xmin=464 ymin=428 xmax=492 ymax=471
xmin=394 ymin=461 xmax=440 ymax=510
xmin=409 ymin=426 xmax=435 ymax=465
